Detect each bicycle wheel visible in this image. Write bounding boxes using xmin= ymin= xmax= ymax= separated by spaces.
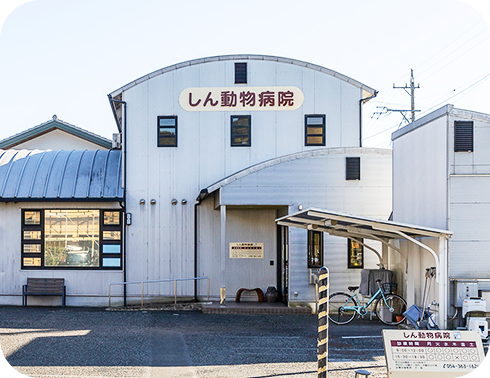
xmin=374 ymin=294 xmax=407 ymax=326
xmin=328 ymin=292 xmax=358 ymax=325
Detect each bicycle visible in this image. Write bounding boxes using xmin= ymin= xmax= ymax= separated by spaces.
xmin=328 ymin=280 xmax=407 ymax=326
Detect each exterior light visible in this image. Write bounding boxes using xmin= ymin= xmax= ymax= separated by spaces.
xmin=298 ymin=204 xmax=303 ymax=211
xmin=171 ymin=199 xmax=178 ymax=205
xmin=139 ymin=199 xmax=145 ymax=205
xmin=181 ymin=199 xmax=187 ymax=205
xmin=150 ymin=199 xmax=156 ymax=205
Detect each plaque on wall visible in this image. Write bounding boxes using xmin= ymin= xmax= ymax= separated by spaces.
xmin=229 ymin=242 xmax=264 ymax=259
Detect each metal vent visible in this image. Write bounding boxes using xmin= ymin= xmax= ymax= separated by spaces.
xmin=454 ymin=121 xmax=473 ymax=152
xmin=235 ymin=63 xmax=247 ymax=84
xmin=346 ymin=157 xmax=360 ymax=180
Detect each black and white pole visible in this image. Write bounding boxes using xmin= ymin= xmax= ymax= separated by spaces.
xmin=318 ymin=266 xmax=329 ymax=378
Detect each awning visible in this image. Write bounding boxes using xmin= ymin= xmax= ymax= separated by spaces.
xmin=276 ymin=208 xmax=453 ymax=329
xmin=276 ymin=208 xmax=453 ymax=240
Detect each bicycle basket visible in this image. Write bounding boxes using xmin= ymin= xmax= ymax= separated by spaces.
xmin=381 ymin=282 xmax=397 ymax=294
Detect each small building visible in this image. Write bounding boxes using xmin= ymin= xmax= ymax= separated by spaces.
xmin=0 ymin=149 xmax=123 ymax=306
xmin=392 ymin=104 xmax=490 ymax=318
xmin=0 ymin=115 xmax=112 ymax=150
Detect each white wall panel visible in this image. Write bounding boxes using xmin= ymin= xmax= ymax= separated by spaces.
xmin=393 ymin=116 xmax=448 ymax=229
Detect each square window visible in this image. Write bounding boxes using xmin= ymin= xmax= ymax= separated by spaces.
xmin=231 ymin=116 xmax=251 ymax=147
xmin=24 ymin=211 xmax=41 ymax=225
xmin=348 ymin=239 xmax=364 ymax=269
xmin=305 ymin=115 xmax=325 ymax=146
xmin=104 ymin=211 xmax=120 ymax=225
xmin=157 ymin=116 xmax=177 ymax=147
xmin=308 ymin=230 xmax=323 ymax=268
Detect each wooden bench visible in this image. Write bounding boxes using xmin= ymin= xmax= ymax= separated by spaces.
xmin=22 ymin=278 xmax=66 ymax=307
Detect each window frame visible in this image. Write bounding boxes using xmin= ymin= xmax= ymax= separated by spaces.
xmin=305 ymin=114 xmax=326 ymax=146
xmin=347 ymin=238 xmax=364 ymax=269
xmin=157 ymin=116 xmax=178 ymax=147
xmin=230 ymin=115 xmax=251 ymax=147
xmin=235 ymin=62 xmax=247 ymax=84
xmin=21 ymin=209 xmax=123 ymax=270
xmin=307 ymin=230 xmax=324 ymax=269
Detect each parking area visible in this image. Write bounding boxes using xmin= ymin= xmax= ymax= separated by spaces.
xmin=0 ymin=306 xmax=391 ymax=378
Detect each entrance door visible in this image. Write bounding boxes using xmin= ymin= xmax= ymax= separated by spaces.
xmin=277 ymin=225 xmax=289 ymax=304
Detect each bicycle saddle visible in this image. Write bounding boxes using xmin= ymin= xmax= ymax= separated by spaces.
xmin=348 ymin=286 xmax=359 ymax=292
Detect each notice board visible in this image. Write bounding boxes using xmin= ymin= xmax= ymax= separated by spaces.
xmin=229 ymin=242 xmax=264 ymax=259
xmin=382 ymin=329 xmax=485 ymax=378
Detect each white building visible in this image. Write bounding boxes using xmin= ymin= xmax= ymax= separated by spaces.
xmin=392 ymin=104 xmax=490 ymax=315
xmin=106 ymin=54 xmax=393 ymax=307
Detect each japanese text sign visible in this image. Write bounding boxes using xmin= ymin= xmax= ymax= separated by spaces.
xmin=382 ymin=329 xmax=485 ymax=378
xmin=179 ymin=86 xmax=304 ymax=112
xmin=229 ymin=242 xmax=264 ymax=259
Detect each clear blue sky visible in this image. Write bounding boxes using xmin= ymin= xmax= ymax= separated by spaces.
xmin=0 ymin=0 xmax=489 ymax=149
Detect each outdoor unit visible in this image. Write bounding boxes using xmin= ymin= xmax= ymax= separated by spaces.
xmin=112 ymin=133 xmax=122 ymax=149
xmin=454 ymin=281 xmax=479 ymax=307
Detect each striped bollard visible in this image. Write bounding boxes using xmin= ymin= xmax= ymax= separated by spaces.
xmin=317 ymin=266 xmax=329 ymax=378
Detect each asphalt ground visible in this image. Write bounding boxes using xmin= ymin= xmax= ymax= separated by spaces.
xmin=0 ymin=305 xmax=476 ymax=378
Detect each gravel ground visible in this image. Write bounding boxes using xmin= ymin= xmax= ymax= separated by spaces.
xmin=0 ymin=306 xmax=394 ymax=378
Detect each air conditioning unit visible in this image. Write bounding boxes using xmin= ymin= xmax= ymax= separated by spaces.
xmin=112 ymin=133 xmax=122 ymax=149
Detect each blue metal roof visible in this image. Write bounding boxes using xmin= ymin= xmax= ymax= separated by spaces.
xmin=0 ymin=149 xmax=123 ymax=201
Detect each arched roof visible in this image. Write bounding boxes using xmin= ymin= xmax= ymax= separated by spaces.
xmin=197 ymin=147 xmax=391 ymax=201
xmin=0 ymin=149 xmax=123 ymax=201
xmin=109 ymin=54 xmax=377 ymax=98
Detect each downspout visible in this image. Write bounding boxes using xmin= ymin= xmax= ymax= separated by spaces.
xmin=194 ymin=199 xmax=202 ymax=302
xmin=108 ymin=95 xmax=127 ymax=306
xmin=194 ymin=189 xmax=208 ymax=302
xmin=359 ymin=91 xmax=378 ymax=147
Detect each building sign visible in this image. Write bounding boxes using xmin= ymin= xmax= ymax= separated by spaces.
xmin=179 ymin=86 xmax=304 ymax=112
xmin=229 ymin=242 xmax=264 ymax=259
xmin=382 ymin=329 xmax=485 ymax=377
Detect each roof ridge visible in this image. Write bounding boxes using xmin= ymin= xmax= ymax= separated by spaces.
xmin=0 ymin=117 xmax=112 ymax=149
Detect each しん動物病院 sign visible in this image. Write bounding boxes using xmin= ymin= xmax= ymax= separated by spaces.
xmin=382 ymin=329 xmax=485 ymax=378
xmin=229 ymin=243 xmax=264 ymax=259
xmin=179 ymin=87 xmax=304 ymax=112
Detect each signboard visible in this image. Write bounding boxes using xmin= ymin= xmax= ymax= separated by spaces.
xmin=229 ymin=242 xmax=264 ymax=259
xmin=382 ymin=329 xmax=485 ymax=378
xmin=179 ymin=86 xmax=304 ymax=112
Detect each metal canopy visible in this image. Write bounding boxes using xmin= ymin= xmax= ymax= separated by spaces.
xmin=276 ymin=208 xmax=453 ymax=241
xmin=277 ymin=208 xmax=452 ymax=329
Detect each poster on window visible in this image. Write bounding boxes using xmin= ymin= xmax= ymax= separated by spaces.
xmin=229 ymin=242 xmax=264 ymax=259
xmin=348 ymin=238 xmax=364 ymax=269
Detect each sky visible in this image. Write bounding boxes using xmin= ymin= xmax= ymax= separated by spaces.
xmin=0 ymin=0 xmax=489 ymax=150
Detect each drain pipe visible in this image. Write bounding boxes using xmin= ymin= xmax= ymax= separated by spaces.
xmin=359 ymin=91 xmax=378 ymax=147
xmin=194 ymin=200 xmax=201 ymax=302
xmin=108 ymin=95 xmax=128 ymax=306
xmin=194 ymin=189 xmax=208 ymax=302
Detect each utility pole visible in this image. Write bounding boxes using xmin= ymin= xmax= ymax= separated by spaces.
xmin=393 ymin=69 xmax=420 ymax=123
xmin=373 ymin=70 xmax=420 ymax=127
